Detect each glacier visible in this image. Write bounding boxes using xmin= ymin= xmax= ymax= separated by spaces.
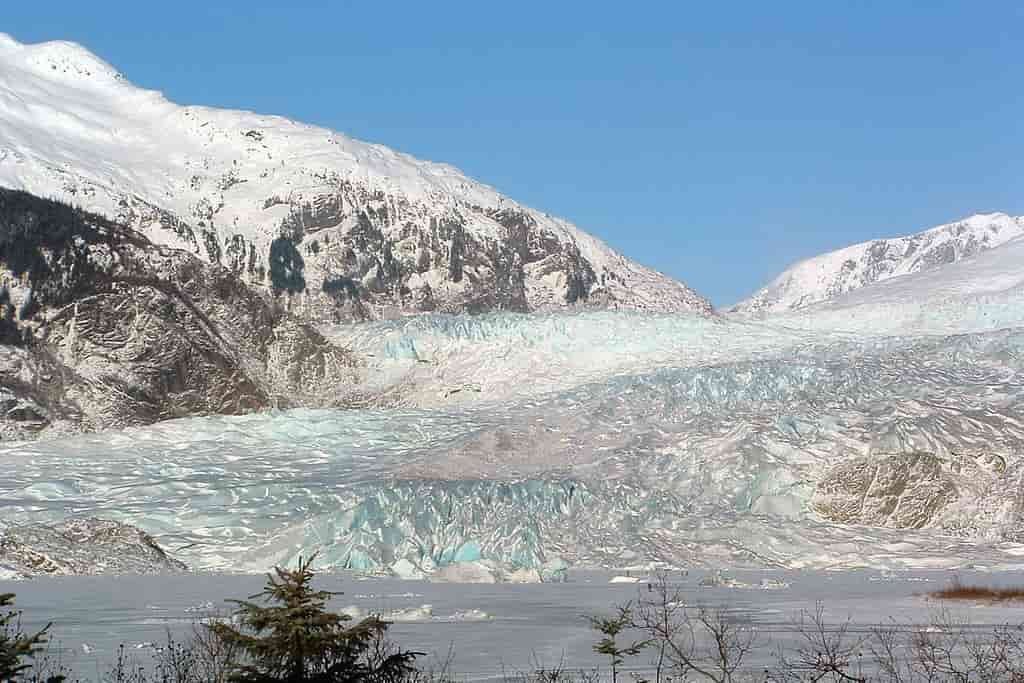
xmin=3 ymin=238 xmax=1024 ymax=575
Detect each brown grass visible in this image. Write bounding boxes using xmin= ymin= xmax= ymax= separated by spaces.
xmin=929 ymin=577 xmax=1024 ymax=602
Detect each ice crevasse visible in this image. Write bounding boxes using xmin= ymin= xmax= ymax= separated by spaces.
xmin=3 ymin=241 xmax=1024 ymax=573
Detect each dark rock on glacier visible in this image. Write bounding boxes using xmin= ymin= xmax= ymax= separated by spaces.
xmin=0 ymin=517 xmax=186 ymax=577
xmin=811 ymin=451 xmax=994 ymax=529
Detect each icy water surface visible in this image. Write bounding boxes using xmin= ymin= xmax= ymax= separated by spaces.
xmin=7 ymin=569 xmax=1024 ymax=680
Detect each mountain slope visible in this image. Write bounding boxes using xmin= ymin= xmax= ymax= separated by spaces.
xmin=771 ymin=233 xmax=1024 ymax=336
xmin=733 ymin=212 xmax=1024 ymax=314
xmin=0 ymin=34 xmax=710 ymax=321
xmin=0 ymin=189 xmax=359 ymax=440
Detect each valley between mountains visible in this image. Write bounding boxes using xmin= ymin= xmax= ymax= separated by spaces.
xmin=1 ymin=34 xmax=1023 ymax=579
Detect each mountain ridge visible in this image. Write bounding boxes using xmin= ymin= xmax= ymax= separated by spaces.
xmin=733 ymin=212 xmax=1024 ymax=314
xmin=0 ymin=33 xmax=712 ymax=322
xmin=0 ymin=188 xmax=361 ymax=440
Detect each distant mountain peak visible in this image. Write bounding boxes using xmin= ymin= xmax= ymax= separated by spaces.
xmin=733 ymin=212 xmax=1024 ymax=314
xmin=0 ymin=33 xmax=125 ymax=85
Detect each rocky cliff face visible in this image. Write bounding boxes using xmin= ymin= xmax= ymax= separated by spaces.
xmin=0 ymin=518 xmax=186 ymax=578
xmin=811 ymin=450 xmax=1011 ymax=532
xmin=0 ymin=34 xmax=711 ymax=323
xmin=0 ymin=189 xmax=359 ymax=440
xmin=0 ymin=34 xmax=712 ymax=441
xmin=733 ymin=213 xmax=1024 ymax=314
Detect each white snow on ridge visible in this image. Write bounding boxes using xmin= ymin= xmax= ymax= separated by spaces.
xmin=773 ymin=235 xmax=1024 ymax=336
xmin=734 ymin=213 xmax=1024 ymax=314
xmin=0 ymin=33 xmax=709 ymax=315
xmin=0 ymin=33 xmax=491 ymax=209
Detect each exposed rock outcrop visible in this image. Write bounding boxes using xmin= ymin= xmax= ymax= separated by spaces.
xmin=0 ymin=517 xmax=187 ymax=577
xmin=0 ymin=189 xmax=359 ymax=439
xmin=811 ymin=451 xmax=1008 ymax=530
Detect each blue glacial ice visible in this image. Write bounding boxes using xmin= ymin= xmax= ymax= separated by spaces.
xmin=3 ymin=253 xmax=1024 ymax=574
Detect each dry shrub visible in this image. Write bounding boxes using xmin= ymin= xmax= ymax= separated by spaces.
xmin=930 ymin=575 xmax=1024 ymax=603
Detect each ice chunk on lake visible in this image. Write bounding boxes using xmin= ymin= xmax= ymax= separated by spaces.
xmin=386 ymin=604 xmax=433 ymax=622
xmin=449 ymin=608 xmax=492 ymax=621
xmin=430 ymin=562 xmax=499 ymax=584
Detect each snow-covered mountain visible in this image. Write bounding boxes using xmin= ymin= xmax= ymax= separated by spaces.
xmin=0 ymin=34 xmax=710 ymax=321
xmin=733 ymin=212 xmax=1024 ymax=314
xmin=4 ymin=33 xmax=1024 ymax=577
xmin=771 ymin=233 xmax=1024 ymax=336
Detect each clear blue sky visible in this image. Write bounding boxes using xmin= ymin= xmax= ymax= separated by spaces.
xmin=5 ymin=1 xmax=1022 ymax=305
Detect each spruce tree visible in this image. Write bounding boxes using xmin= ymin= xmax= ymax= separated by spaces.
xmin=208 ymin=554 xmax=419 ymax=683
xmin=0 ymin=592 xmax=52 ymax=680
xmin=589 ymin=604 xmax=648 ymax=683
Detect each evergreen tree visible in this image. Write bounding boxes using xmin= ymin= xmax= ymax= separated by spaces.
xmin=0 ymin=593 xmax=53 ymax=680
xmin=208 ymin=554 xmax=419 ymax=683
xmin=589 ymin=604 xmax=648 ymax=683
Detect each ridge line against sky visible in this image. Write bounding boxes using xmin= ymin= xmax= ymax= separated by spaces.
xmin=2 ymin=1 xmax=1021 ymax=306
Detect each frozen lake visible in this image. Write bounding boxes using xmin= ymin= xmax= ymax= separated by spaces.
xmin=6 ymin=568 xmax=1024 ymax=680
